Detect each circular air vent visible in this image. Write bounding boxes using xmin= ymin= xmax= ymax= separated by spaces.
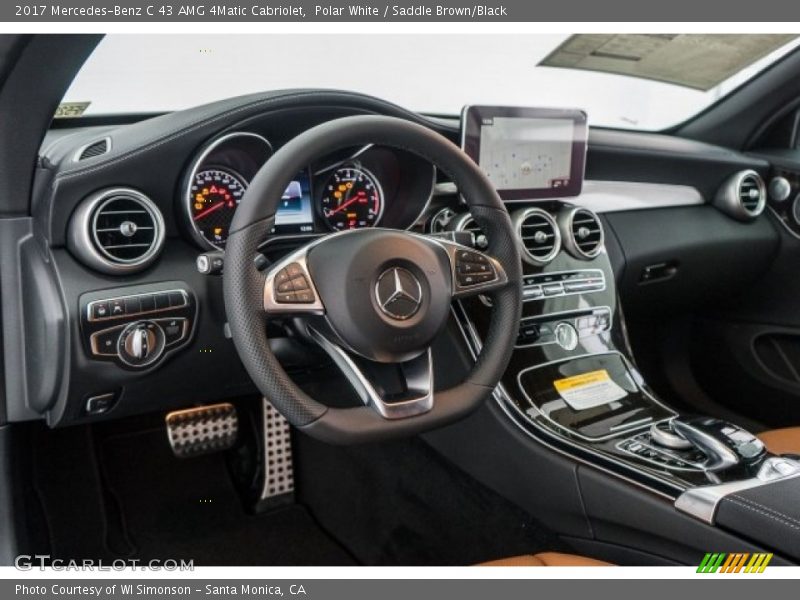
xmin=560 ymin=207 xmax=604 ymax=260
xmin=714 ymin=170 xmax=766 ymax=221
xmin=68 ymin=188 xmax=165 ymax=274
xmin=452 ymin=212 xmax=489 ymax=249
xmin=512 ymin=208 xmax=561 ymax=266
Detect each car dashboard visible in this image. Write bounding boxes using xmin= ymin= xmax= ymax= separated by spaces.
xmin=17 ymin=90 xmax=780 ymax=465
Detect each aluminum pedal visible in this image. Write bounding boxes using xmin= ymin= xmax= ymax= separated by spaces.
xmin=260 ymin=399 xmax=295 ymax=502
xmin=165 ymin=403 xmax=238 ymax=458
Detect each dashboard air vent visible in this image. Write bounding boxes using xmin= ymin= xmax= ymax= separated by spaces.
xmin=75 ymin=138 xmax=110 ymax=161
xmin=714 ymin=170 xmax=766 ymax=221
xmin=561 ymin=207 xmax=604 ymax=260
xmin=452 ymin=213 xmax=489 ymax=249
xmin=513 ymin=208 xmax=561 ymax=265
xmin=739 ymin=174 xmax=765 ymax=215
xmin=68 ymin=188 xmax=165 ymax=275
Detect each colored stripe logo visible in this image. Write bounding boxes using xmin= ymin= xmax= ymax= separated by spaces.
xmin=697 ymin=553 xmax=773 ymax=573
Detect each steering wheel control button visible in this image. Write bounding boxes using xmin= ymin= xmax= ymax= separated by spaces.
xmin=290 ymin=275 xmax=310 ymax=291
xmin=376 ymin=267 xmax=423 ymax=320
xmin=271 ymin=263 xmax=318 ymax=305
xmin=554 ymin=322 xmax=579 ymax=351
xmin=455 ymin=249 xmax=498 ymax=288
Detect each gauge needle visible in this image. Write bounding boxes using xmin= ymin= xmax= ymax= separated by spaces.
xmin=193 ymin=201 xmax=225 ymax=221
xmin=331 ymin=192 xmax=364 ymax=214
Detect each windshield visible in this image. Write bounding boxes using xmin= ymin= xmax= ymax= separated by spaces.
xmin=61 ymin=33 xmax=800 ymax=131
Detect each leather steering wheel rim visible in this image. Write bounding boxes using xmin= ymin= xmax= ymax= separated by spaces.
xmin=223 ymin=115 xmax=522 ymax=444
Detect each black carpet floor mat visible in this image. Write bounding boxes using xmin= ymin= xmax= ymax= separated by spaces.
xmin=97 ymin=426 xmax=356 ymax=566
xmin=294 ymin=433 xmax=566 ymax=565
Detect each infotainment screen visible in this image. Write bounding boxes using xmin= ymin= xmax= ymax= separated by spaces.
xmin=461 ymin=106 xmax=588 ymax=200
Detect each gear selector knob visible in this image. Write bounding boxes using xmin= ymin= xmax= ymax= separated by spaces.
xmin=671 ymin=416 xmax=766 ymax=472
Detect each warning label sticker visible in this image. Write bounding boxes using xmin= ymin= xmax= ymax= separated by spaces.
xmin=553 ymin=369 xmax=628 ymax=411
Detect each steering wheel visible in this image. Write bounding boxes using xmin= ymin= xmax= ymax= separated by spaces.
xmin=223 ymin=115 xmax=522 ymax=444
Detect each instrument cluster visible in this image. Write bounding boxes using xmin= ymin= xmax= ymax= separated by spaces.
xmin=183 ymin=131 xmax=435 ymax=250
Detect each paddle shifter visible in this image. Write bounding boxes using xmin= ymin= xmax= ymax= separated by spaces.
xmin=651 ymin=417 xmax=767 ymax=472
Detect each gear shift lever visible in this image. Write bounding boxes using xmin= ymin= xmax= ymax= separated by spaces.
xmin=670 ymin=416 xmax=766 ymax=472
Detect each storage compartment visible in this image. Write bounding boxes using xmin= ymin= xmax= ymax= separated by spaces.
xmin=518 ymin=352 xmax=673 ymax=440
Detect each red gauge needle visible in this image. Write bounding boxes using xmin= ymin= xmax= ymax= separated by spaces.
xmin=331 ymin=193 xmax=365 ymax=215
xmin=193 ymin=200 xmax=225 ymax=221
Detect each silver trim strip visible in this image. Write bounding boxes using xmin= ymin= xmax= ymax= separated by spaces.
xmin=675 ymin=457 xmax=800 ymax=524
xmin=308 ymin=326 xmax=434 ymax=420
xmin=435 ymin=179 xmax=705 ymax=212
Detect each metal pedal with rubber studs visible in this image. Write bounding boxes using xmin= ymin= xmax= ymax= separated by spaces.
xmin=166 ymin=403 xmax=238 ymax=458
xmin=260 ymin=399 xmax=295 ymax=504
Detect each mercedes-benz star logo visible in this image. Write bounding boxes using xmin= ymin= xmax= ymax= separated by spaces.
xmin=375 ymin=267 xmax=423 ymax=321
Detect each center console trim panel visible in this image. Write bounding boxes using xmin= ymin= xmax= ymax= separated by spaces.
xmin=516 ymin=350 xmax=677 ymax=443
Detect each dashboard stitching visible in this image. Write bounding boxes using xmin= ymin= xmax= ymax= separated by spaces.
xmin=54 ymin=91 xmax=437 ymax=183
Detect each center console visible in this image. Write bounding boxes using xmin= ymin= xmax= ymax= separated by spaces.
xmin=451 ymin=105 xmax=800 ymax=562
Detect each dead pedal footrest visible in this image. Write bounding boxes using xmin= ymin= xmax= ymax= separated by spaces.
xmin=166 ymin=403 xmax=238 ymax=458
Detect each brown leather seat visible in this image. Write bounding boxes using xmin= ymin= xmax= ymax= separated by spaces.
xmin=758 ymin=427 xmax=800 ymax=456
xmin=479 ymin=552 xmax=611 ymax=566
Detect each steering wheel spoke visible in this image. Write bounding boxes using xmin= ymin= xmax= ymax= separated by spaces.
xmin=308 ymin=326 xmax=434 ymax=419
xmin=262 ymin=245 xmax=325 ymax=316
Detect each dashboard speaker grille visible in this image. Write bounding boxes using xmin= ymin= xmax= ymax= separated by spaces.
xmin=76 ymin=138 xmax=110 ymax=161
xmin=515 ymin=208 xmax=561 ymax=265
xmin=569 ymin=208 xmax=604 ymax=259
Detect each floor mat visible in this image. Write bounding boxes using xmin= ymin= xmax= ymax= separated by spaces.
xmin=294 ymin=433 xmax=566 ymax=565
xmin=99 ymin=426 xmax=356 ymax=566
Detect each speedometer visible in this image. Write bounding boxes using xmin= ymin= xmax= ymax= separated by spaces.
xmin=320 ymin=166 xmax=384 ymax=230
xmin=189 ymin=168 xmax=247 ymax=248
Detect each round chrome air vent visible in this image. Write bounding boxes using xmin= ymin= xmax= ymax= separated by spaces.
xmin=560 ymin=207 xmax=604 ymax=260
xmin=451 ymin=212 xmax=488 ymax=249
xmin=512 ymin=208 xmax=561 ymax=266
xmin=68 ymin=188 xmax=165 ymax=274
xmin=714 ymin=170 xmax=766 ymax=221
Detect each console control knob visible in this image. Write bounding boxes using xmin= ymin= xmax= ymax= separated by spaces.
xmin=769 ymin=176 xmax=792 ymax=203
xmin=117 ymin=321 xmax=165 ymax=368
xmin=554 ymin=322 xmax=579 ymax=351
xmin=650 ymin=420 xmax=692 ymax=450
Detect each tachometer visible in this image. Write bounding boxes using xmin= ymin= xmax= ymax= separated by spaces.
xmin=189 ymin=168 xmax=247 ymax=248
xmin=320 ymin=166 xmax=383 ymax=230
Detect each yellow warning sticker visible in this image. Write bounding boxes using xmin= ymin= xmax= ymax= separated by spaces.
xmin=553 ymin=369 xmax=627 ymax=411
